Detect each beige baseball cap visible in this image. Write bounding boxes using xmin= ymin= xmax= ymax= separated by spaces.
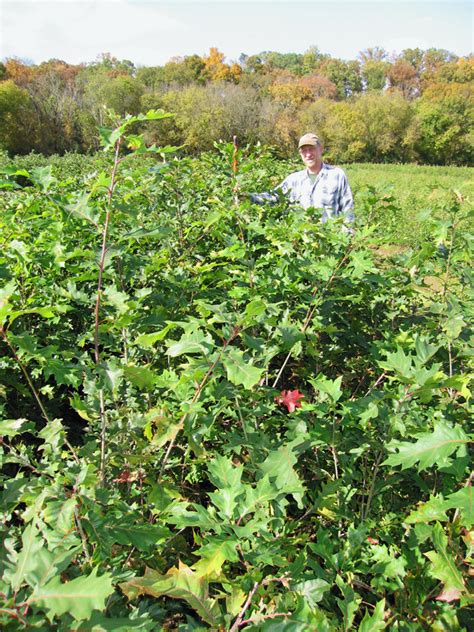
xmin=298 ymin=133 xmax=321 ymax=148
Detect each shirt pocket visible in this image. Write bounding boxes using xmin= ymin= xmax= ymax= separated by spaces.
xmin=319 ymin=185 xmax=337 ymax=209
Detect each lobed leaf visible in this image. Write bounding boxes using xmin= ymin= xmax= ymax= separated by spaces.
xmin=30 ymin=568 xmax=114 ymax=621
xmin=222 ymin=347 xmax=263 ymax=390
xmin=425 ymin=522 xmax=466 ymax=602
xmin=120 ymin=562 xmax=221 ymax=627
xmin=383 ymin=420 xmax=470 ymax=472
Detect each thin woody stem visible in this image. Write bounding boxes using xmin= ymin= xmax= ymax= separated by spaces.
xmin=96 ymin=136 xmax=122 ymax=486
xmin=158 ymin=327 xmax=240 ymax=482
xmin=229 ymin=574 xmax=290 ymax=632
xmin=0 ymin=327 xmax=79 ymax=462
xmin=272 ymin=243 xmax=353 ymax=389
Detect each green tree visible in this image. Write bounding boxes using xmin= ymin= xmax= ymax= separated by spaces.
xmin=80 ymin=72 xmax=144 ymax=124
xmin=136 ymin=66 xmax=167 ymax=92
xmin=319 ymin=58 xmax=363 ymax=98
xmin=414 ymin=85 xmax=474 ymax=165
xmin=353 ymin=92 xmax=417 ymax=161
xmin=160 ymin=55 xmax=206 ymax=85
xmin=302 ymin=46 xmax=330 ymax=74
xmin=361 ymin=60 xmax=389 ymax=91
xmin=0 ymin=80 xmax=38 ymax=154
xmin=259 ymin=51 xmax=305 ymax=75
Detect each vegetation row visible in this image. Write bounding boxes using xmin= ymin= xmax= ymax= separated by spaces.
xmin=0 ymin=46 xmax=473 ymax=164
xmin=0 ymin=113 xmax=472 ymax=630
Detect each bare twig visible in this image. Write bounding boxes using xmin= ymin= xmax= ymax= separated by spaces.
xmin=232 ymin=135 xmax=239 ymax=206
xmin=1 ymin=327 xmax=51 ymax=426
xmin=95 ymin=136 xmax=122 ymax=486
xmin=229 ymin=573 xmax=290 ymax=632
xmin=74 ymin=505 xmax=92 ymax=564
xmin=365 ymin=371 xmax=387 ymax=397
xmin=362 ymin=450 xmax=384 ymax=520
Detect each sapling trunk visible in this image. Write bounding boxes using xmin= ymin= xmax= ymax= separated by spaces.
xmin=96 ymin=136 xmax=122 ymax=486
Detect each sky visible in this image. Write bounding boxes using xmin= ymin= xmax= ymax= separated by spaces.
xmin=0 ymin=0 xmax=472 ymax=67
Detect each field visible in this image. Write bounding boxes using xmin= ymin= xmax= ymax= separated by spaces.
xmin=0 ymin=118 xmax=472 ymax=631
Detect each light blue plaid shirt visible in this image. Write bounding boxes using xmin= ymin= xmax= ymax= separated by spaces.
xmin=251 ymin=163 xmax=354 ymax=223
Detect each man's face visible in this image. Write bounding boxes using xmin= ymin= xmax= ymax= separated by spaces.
xmin=299 ymin=143 xmax=322 ymax=172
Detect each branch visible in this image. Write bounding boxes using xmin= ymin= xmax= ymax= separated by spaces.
xmin=272 ymin=243 xmax=353 ymax=389
xmin=0 ymin=327 xmax=79 ymax=462
xmin=157 ymin=326 xmax=240 ymax=482
xmin=229 ymin=573 xmax=290 ymax=632
xmin=96 ymin=136 xmax=122 ymax=486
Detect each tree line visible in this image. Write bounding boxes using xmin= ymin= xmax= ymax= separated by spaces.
xmin=0 ymin=47 xmax=472 ymax=164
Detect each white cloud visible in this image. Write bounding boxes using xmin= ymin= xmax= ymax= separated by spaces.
xmin=0 ymin=0 xmax=472 ymax=66
xmin=0 ymin=1 xmax=191 ymax=64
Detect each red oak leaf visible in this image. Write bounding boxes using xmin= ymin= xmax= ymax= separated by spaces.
xmin=367 ymin=537 xmax=380 ymax=545
xmin=275 ymin=389 xmax=304 ymax=413
xmin=113 ymin=469 xmax=143 ymax=484
xmin=436 ymin=586 xmax=462 ymax=602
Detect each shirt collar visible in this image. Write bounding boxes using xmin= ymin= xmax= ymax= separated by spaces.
xmin=305 ymin=163 xmax=327 ymax=178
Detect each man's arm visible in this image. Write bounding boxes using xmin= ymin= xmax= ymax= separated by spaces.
xmin=249 ymin=175 xmax=296 ymax=205
xmin=337 ymin=172 xmax=355 ymax=223
xmin=249 ymin=191 xmax=281 ymax=205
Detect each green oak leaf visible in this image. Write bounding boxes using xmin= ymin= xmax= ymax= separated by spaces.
xmin=166 ymin=329 xmax=214 ymax=357
xmin=378 ymin=347 xmax=413 ymax=380
xmin=382 ymin=420 xmax=470 ymax=472
xmin=192 ymin=536 xmax=239 ymax=577
xmin=444 ymin=486 xmax=473 ymax=528
xmin=336 ymin=575 xmax=362 ymax=631
xmin=207 ymin=455 xmax=245 ymax=520
xmin=30 ymin=568 xmax=114 ymax=621
xmin=0 ymin=418 xmax=35 ymax=438
xmin=405 ymin=495 xmax=450 ymax=524
xmin=358 ymin=598 xmax=386 ymax=631
xmin=222 ymin=347 xmax=263 ymax=389
xmin=9 ymin=521 xmax=45 ymax=591
xmin=425 ymin=522 xmax=466 ymax=602
xmin=105 ymin=523 xmax=170 ymax=551
xmin=292 ymin=578 xmax=331 ymax=608
xmin=259 ymin=439 xmax=306 ymax=508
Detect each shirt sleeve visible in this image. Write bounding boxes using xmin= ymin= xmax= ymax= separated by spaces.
xmin=249 ymin=191 xmax=280 ymax=205
xmin=337 ymin=173 xmax=355 ymax=222
xmin=249 ymin=177 xmax=290 ymax=205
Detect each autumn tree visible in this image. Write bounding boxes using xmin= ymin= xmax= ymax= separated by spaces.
xmin=299 ymin=74 xmax=338 ymax=99
xmin=25 ymin=61 xmax=85 ymax=154
xmin=3 ymin=58 xmax=35 ymax=86
xmin=387 ymin=59 xmax=419 ymax=98
xmin=202 ymin=48 xmax=241 ymax=83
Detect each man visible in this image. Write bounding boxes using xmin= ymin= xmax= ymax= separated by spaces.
xmin=250 ymin=133 xmax=354 ymax=225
